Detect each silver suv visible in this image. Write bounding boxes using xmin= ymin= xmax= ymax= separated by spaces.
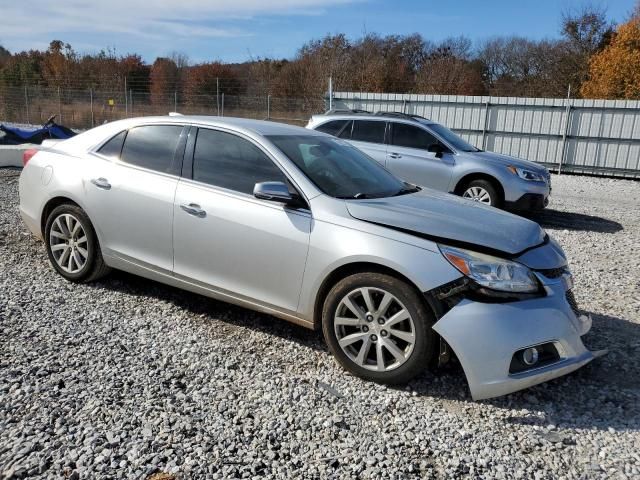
xmin=307 ymin=111 xmax=551 ymax=211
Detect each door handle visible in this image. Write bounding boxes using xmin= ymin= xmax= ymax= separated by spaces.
xmin=388 ymin=152 xmax=402 ymax=159
xmin=180 ymin=203 xmax=206 ymax=218
xmin=91 ymin=177 xmax=111 ymax=190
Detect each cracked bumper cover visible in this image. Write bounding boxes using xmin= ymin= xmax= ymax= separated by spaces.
xmin=432 ymin=276 xmax=605 ymax=400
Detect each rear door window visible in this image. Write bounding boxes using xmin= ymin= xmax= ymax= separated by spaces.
xmin=120 ymin=125 xmax=183 ymax=173
xmin=391 ymin=123 xmax=439 ymax=150
xmin=351 ymin=120 xmax=386 ymax=144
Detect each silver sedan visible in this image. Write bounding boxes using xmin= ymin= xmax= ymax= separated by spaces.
xmin=19 ymin=116 xmax=603 ymax=400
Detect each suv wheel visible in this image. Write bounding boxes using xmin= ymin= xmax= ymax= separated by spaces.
xmin=322 ymin=272 xmax=437 ymax=384
xmin=461 ymin=179 xmax=501 ymax=208
xmin=44 ymin=204 xmax=110 ymax=282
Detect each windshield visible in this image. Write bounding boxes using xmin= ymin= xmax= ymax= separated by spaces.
xmin=268 ymin=135 xmax=414 ymax=199
xmin=427 ymin=123 xmax=480 ymax=152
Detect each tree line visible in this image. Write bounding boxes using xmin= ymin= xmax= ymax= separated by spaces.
xmin=0 ymin=4 xmax=638 ymax=102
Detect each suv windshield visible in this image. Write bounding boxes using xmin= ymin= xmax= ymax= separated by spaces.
xmin=268 ymin=135 xmax=415 ymax=199
xmin=426 ymin=123 xmax=480 ymax=152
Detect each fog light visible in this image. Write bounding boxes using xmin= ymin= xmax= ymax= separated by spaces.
xmin=522 ymin=347 xmax=539 ymax=366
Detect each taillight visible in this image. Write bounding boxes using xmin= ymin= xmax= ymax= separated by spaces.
xmin=22 ymin=149 xmax=37 ymax=166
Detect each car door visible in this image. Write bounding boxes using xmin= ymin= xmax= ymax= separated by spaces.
xmin=173 ymin=127 xmax=311 ymax=313
xmin=340 ymin=120 xmax=388 ymax=166
xmin=386 ymin=122 xmax=454 ymax=190
xmin=84 ymin=124 xmax=186 ymax=271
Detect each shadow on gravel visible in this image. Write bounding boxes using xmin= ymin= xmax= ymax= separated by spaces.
xmin=91 ymin=270 xmax=326 ymax=350
xmin=524 ymin=208 xmax=623 ymax=234
xmin=91 ymin=273 xmax=639 ymax=431
xmin=396 ymin=311 xmax=640 ymax=431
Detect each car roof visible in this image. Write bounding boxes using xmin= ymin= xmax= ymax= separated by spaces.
xmin=127 ymin=115 xmax=317 ymax=136
xmin=182 ymin=116 xmax=317 ymax=136
xmin=54 ymin=115 xmax=323 ymax=154
xmin=312 ymin=111 xmax=434 ymax=126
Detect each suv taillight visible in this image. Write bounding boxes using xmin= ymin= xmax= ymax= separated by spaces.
xmin=22 ymin=149 xmax=37 ymax=166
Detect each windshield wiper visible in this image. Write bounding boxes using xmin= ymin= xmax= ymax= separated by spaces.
xmin=393 ymin=185 xmax=421 ymax=196
xmin=336 ymin=193 xmax=377 ymax=199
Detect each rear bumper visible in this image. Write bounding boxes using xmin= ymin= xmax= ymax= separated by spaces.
xmin=20 ymin=206 xmax=42 ymax=240
xmin=432 ymin=276 xmax=604 ymax=400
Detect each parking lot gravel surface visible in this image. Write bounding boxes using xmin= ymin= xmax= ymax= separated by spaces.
xmin=1 ymin=168 xmax=639 ymax=479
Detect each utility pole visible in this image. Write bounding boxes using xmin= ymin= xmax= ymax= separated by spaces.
xmin=24 ymin=85 xmax=29 ymax=124
xmin=58 ymin=86 xmax=62 ymax=123
xmin=124 ymin=77 xmax=128 ymax=117
xmin=216 ymin=78 xmax=220 ymax=116
xmin=90 ymin=88 xmax=94 ymax=128
xmin=328 ymin=76 xmax=333 ymax=111
xmin=558 ymin=84 xmax=572 ymax=175
xmin=267 ymin=94 xmax=271 ymax=120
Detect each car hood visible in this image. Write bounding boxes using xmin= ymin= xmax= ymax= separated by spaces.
xmin=473 ymin=151 xmax=548 ymax=174
xmin=346 ymin=189 xmax=546 ymax=256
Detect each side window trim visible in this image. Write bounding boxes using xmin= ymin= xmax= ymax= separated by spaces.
xmin=188 ymin=126 xmax=311 ymax=210
xmin=168 ymin=126 xmax=190 ymax=177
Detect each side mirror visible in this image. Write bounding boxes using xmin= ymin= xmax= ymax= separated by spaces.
xmin=253 ymin=181 xmax=293 ymax=203
xmin=427 ymin=143 xmax=444 ymax=158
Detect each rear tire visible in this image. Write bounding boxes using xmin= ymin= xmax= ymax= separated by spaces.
xmin=322 ymin=272 xmax=437 ymax=385
xmin=44 ymin=204 xmax=110 ymax=283
xmin=461 ymin=179 xmax=502 ymax=208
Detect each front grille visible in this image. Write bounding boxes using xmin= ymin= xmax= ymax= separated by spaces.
xmin=537 ymin=267 xmax=568 ymax=279
xmin=565 ymin=290 xmax=580 ymax=316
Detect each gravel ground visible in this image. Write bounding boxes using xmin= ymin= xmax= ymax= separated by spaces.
xmin=1 ymin=169 xmax=639 ymax=479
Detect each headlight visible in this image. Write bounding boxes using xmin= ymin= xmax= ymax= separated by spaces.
xmin=508 ymin=165 xmax=545 ymax=182
xmin=439 ymin=245 xmax=539 ymax=293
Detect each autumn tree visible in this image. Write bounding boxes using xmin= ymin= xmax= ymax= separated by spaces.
xmin=0 ymin=46 xmax=10 ymax=69
xmin=42 ymin=40 xmax=77 ymax=89
xmin=558 ymin=5 xmax=615 ymax=92
xmin=417 ymin=37 xmax=485 ymax=95
xmin=149 ymin=58 xmax=178 ymax=105
xmin=580 ymin=17 xmax=640 ymax=99
xmin=182 ymin=62 xmax=240 ymax=104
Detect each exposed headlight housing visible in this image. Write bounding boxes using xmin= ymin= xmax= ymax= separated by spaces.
xmin=439 ymin=245 xmax=539 ymax=293
xmin=508 ymin=165 xmax=546 ymax=182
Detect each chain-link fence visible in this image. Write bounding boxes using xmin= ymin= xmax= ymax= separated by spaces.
xmin=0 ymin=86 xmax=326 ymax=129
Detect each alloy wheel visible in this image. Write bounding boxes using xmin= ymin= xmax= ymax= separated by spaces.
xmin=334 ymin=287 xmax=416 ymax=372
xmin=462 ymin=186 xmax=492 ymax=204
xmin=49 ymin=213 xmax=89 ymax=274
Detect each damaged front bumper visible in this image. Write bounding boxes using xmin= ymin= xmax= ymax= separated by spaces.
xmin=432 ymin=273 xmax=606 ymax=400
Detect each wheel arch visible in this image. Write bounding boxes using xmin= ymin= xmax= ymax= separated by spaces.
xmin=312 ymin=261 xmax=436 ymax=330
xmin=40 ymin=196 xmax=83 ymax=236
xmin=452 ymin=172 xmax=505 ymax=203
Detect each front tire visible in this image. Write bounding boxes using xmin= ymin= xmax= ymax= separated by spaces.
xmin=461 ymin=179 xmax=501 ymax=208
xmin=44 ymin=204 xmax=110 ymax=282
xmin=322 ymin=272 xmax=437 ymax=384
